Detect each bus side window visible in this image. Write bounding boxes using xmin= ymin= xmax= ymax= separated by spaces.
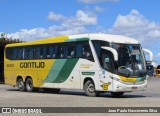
xmin=61 ymin=44 xmax=67 ymax=58
xmin=92 ymin=41 xmax=101 ymax=57
xmin=34 ymin=46 xmax=40 ymax=59
xmin=46 ymin=46 xmax=50 ymax=58
xmin=24 ymin=47 xmax=29 ymax=59
xmin=29 ymin=47 xmax=33 ymax=59
xmin=51 ymin=45 xmax=56 ymax=58
xmin=13 ymin=48 xmax=20 ymax=60
xmin=63 ymin=43 xmax=75 ymax=58
xmin=55 ymin=45 xmax=61 ymax=58
xmin=13 ymin=48 xmax=17 ymax=60
xmin=68 ymin=43 xmax=75 ymax=58
xmin=40 ymin=47 xmax=43 ymax=59
xmin=101 ymin=50 xmax=114 ymax=72
xmin=24 ymin=47 xmax=33 ymax=60
xmin=6 ymin=47 xmax=14 ymax=60
xmin=48 ymin=45 xmax=53 ymax=59
xmin=16 ymin=47 xmax=23 ymax=60
xmin=60 ymin=45 xmax=64 ymax=58
xmin=82 ymin=45 xmax=91 ymax=58
xmin=76 ymin=41 xmax=94 ymax=61
xmin=42 ymin=46 xmax=47 ymax=59
xmin=76 ymin=43 xmax=83 ymax=58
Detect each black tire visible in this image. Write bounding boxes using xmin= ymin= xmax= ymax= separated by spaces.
xmin=17 ymin=78 xmax=25 ymax=92
xmin=111 ymin=92 xmax=124 ymax=97
xmin=84 ymin=80 xmax=99 ymax=97
xmin=26 ymin=78 xmax=34 ymax=92
xmin=43 ymin=88 xmax=60 ymax=93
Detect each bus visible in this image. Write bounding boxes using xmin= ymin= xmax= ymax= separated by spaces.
xmin=155 ymin=65 xmax=160 ymax=77
xmin=4 ymin=34 xmax=152 ymax=97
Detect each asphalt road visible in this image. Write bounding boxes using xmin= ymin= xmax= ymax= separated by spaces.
xmin=0 ymin=77 xmax=160 ymax=116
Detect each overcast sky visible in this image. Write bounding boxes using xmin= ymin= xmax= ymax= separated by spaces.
xmin=0 ymin=0 xmax=160 ymax=62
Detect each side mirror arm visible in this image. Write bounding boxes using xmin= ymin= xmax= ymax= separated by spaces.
xmin=101 ymin=46 xmax=118 ymax=61
xmin=143 ymin=49 xmax=153 ymax=62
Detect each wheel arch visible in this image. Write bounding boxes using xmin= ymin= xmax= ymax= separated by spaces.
xmin=16 ymin=75 xmax=24 ymax=84
xmin=25 ymin=76 xmax=32 ymax=82
xmin=16 ymin=75 xmax=26 ymax=91
xmin=83 ymin=77 xmax=95 ymax=89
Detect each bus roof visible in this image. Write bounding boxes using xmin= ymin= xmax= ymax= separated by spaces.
xmin=69 ymin=33 xmax=139 ymax=44
xmin=6 ymin=33 xmax=139 ymax=47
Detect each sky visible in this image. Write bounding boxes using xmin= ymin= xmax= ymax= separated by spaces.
xmin=0 ymin=0 xmax=160 ymax=62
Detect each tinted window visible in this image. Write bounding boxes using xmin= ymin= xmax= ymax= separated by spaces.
xmin=24 ymin=46 xmax=33 ymax=59
xmin=55 ymin=45 xmax=61 ymax=58
xmin=92 ymin=40 xmax=110 ymax=58
xmin=6 ymin=47 xmax=23 ymax=60
xmin=47 ymin=45 xmax=55 ymax=59
xmin=76 ymin=41 xmax=94 ymax=61
xmin=101 ymin=50 xmax=115 ymax=72
xmin=51 ymin=45 xmax=58 ymax=58
xmin=62 ymin=43 xmax=75 ymax=58
xmin=33 ymin=46 xmax=41 ymax=59
xmin=6 ymin=47 xmax=14 ymax=60
xmin=6 ymin=41 xmax=93 ymax=60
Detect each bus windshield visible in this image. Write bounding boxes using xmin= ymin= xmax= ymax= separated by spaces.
xmin=111 ymin=43 xmax=146 ymax=77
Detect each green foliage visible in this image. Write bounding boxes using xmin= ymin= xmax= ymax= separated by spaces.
xmin=1 ymin=33 xmax=6 ymax=38
xmin=0 ymin=32 xmax=22 ymax=42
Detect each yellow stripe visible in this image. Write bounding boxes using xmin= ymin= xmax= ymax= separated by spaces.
xmin=119 ymin=76 xmax=137 ymax=82
xmin=6 ymin=36 xmax=69 ymax=47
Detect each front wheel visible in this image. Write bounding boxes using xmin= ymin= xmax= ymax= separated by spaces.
xmin=17 ymin=78 xmax=25 ymax=92
xmin=84 ymin=80 xmax=100 ymax=97
xmin=111 ymin=92 xmax=124 ymax=97
xmin=26 ymin=78 xmax=34 ymax=92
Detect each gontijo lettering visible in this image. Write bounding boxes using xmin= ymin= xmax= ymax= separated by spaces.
xmin=20 ymin=62 xmax=45 ymax=68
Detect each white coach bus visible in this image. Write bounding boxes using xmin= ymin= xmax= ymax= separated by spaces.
xmin=4 ymin=34 xmax=152 ymax=97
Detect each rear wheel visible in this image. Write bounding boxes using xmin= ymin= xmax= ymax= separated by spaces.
xmin=17 ymin=78 xmax=25 ymax=92
xmin=111 ymin=92 xmax=124 ymax=97
xmin=26 ymin=78 xmax=34 ymax=92
xmin=84 ymin=80 xmax=100 ymax=97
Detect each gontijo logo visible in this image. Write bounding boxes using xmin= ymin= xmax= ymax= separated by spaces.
xmin=20 ymin=62 xmax=45 ymax=68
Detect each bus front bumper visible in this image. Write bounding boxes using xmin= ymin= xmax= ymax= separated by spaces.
xmin=113 ymin=80 xmax=147 ymax=92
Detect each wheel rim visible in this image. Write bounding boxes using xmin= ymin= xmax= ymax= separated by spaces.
xmin=18 ymin=80 xmax=24 ymax=89
xmin=26 ymin=80 xmax=32 ymax=90
xmin=87 ymin=84 xmax=94 ymax=93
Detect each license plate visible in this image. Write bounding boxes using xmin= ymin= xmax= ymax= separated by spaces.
xmin=132 ymin=87 xmax=137 ymax=90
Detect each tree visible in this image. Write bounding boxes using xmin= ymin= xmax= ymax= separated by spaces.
xmin=1 ymin=33 xmax=7 ymax=38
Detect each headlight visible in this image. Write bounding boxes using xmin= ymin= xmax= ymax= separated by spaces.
xmin=110 ymin=76 xmax=120 ymax=81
